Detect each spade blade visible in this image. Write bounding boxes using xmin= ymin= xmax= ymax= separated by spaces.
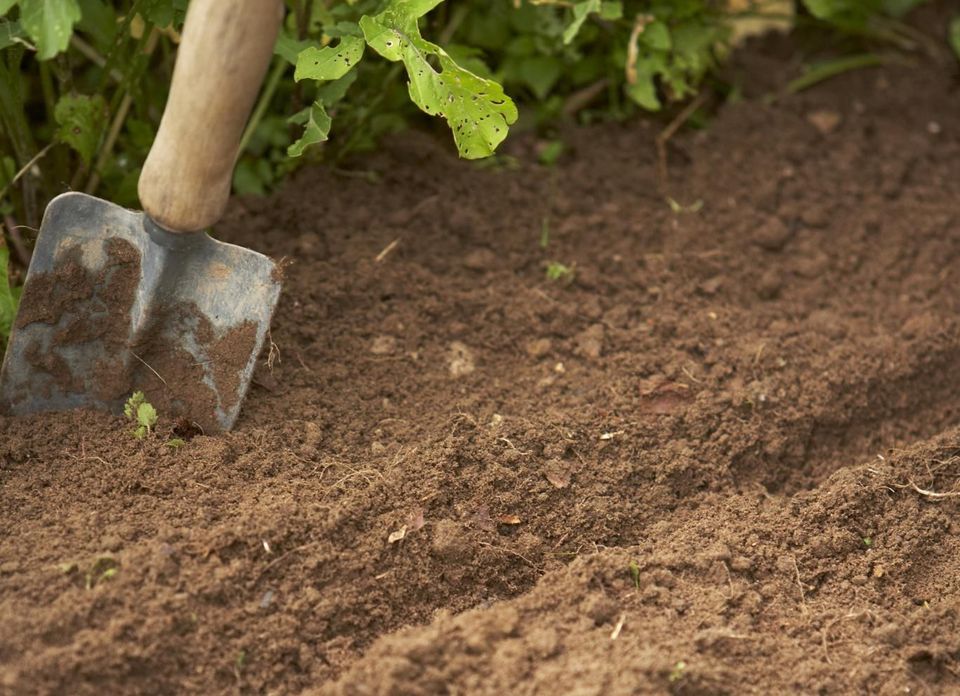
xmin=0 ymin=192 xmax=281 ymax=433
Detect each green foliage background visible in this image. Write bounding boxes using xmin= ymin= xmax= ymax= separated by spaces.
xmin=0 ymin=0 xmax=956 ymax=350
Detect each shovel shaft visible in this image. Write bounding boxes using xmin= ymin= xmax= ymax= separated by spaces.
xmin=139 ymin=0 xmax=283 ymax=232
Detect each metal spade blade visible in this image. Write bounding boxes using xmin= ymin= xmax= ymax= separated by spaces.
xmin=0 ymin=192 xmax=280 ymax=433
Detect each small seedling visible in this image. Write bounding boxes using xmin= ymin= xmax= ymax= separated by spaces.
xmin=667 ymin=197 xmax=704 ymax=214
xmin=545 ymin=261 xmax=575 ymax=282
xmin=166 ymin=438 xmax=186 ymax=449
xmin=540 ymin=217 xmax=551 ymax=250
xmin=862 ymin=536 xmax=873 ymax=548
xmin=628 ymin=560 xmax=640 ymax=589
xmin=669 ymin=660 xmax=687 ymax=683
xmin=124 ymin=390 xmax=158 ymax=439
xmin=538 ymin=140 xmax=565 ymax=166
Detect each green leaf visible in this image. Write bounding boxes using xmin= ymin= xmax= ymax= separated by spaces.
xmin=0 ymin=19 xmax=26 ymax=51
xmin=19 ymin=0 xmax=81 ymax=60
xmin=54 ymin=93 xmax=107 ymax=166
xmin=642 ymin=21 xmax=672 ymax=51
xmin=140 ymin=0 xmax=188 ymax=28
xmin=563 ymin=0 xmax=601 ymax=45
xmin=950 ymin=16 xmax=960 ymax=62
xmin=137 ymin=401 xmax=157 ymax=429
xmin=124 ymin=390 xmax=145 ymax=419
xmin=0 ymin=0 xmax=18 ymax=16
xmin=76 ymin=0 xmax=116 ymax=49
xmin=625 ymin=57 xmax=662 ymax=111
xmin=404 ymin=46 xmax=518 ymax=159
xmin=512 ymin=55 xmax=562 ymax=100
xmin=287 ymin=101 xmax=332 ymax=157
xmin=600 ymin=2 xmax=623 ymax=20
xmin=358 ymin=13 xmax=407 ymax=61
xmin=275 ymin=30 xmax=312 ymax=65
xmin=294 ymin=35 xmax=365 ymax=81
xmin=316 ymin=69 xmax=359 ymax=106
xmin=359 ymin=1 xmax=517 ymax=159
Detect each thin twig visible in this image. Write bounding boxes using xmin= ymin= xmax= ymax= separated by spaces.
xmin=130 ymin=351 xmax=168 ymax=386
xmin=375 ymin=237 xmax=401 ymax=263
xmin=2 ymin=214 xmax=31 ymax=267
xmin=69 ymin=35 xmax=125 ymax=83
xmin=0 ymin=143 xmax=55 ymax=204
xmin=656 ymin=91 xmax=709 ymax=195
xmin=477 ymin=541 xmax=539 ymax=570
xmin=86 ymin=28 xmax=161 ymax=195
xmin=561 ymin=78 xmax=609 ymax=118
xmin=792 ymin=556 xmax=807 ymax=613
xmin=903 ymin=479 xmax=960 ymax=499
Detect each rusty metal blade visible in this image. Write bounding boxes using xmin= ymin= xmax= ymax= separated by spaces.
xmin=0 ymin=192 xmax=281 ymax=432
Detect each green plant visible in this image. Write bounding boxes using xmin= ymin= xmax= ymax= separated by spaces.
xmin=950 ymin=16 xmax=960 ymax=61
xmin=0 ymin=0 xmax=949 ymax=262
xmin=0 ymin=237 xmax=19 ymax=350
xmin=124 ymin=390 xmax=157 ymax=439
xmin=669 ymin=660 xmax=687 ymax=683
xmin=545 ymin=260 xmax=574 ymax=282
xmin=628 ymin=559 xmax=641 ymax=589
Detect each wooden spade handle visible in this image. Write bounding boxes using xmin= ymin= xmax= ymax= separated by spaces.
xmin=139 ymin=0 xmax=283 ymax=232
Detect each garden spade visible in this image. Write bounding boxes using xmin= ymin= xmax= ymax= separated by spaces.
xmin=0 ymin=0 xmax=284 ymax=433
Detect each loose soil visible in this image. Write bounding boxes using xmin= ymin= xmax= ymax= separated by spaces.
xmin=4 ymin=14 xmax=960 ymax=695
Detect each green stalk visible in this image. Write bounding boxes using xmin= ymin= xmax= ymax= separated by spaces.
xmin=0 ymin=51 xmax=39 ymax=225
xmin=786 ymin=53 xmax=883 ymax=94
xmin=239 ymin=57 xmax=288 ymax=155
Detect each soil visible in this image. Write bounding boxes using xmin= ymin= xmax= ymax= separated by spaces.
xmin=4 ymin=230 xmax=265 ymax=433
xmin=4 ymin=12 xmax=960 ymax=695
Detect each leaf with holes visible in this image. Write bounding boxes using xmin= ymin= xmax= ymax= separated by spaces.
xmin=404 ymin=46 xmax=517 ymax=159
xmin=294 ymin=35 xmax=365 ymax=82
xmin=54 ymin=93 xmax=107 ymax=166
xmin=360 ymin=2 xmax=517 ymax=159
xmin=287 ymin=101 xmax=332 ymax=157
xmin=19 ymin=0 xmax=82 ymax=59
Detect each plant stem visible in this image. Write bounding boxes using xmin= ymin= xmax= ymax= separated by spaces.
xmin=0 ymin=50 xmax=39 ymax=226
xmin=785 ymin=53 xmax=883 ymax=94
xmin=239 ymin=57 xmax=288 ymax=156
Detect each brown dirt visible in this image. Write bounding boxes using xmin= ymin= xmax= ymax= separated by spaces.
xmin=4 ymin=20 xmax=960 ymax=695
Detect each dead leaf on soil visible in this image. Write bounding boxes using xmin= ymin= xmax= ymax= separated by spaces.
xmin=387 ymin=525 xmax=408 ymax=544
xmin=447 ymin=341 xmax=476 ymax=377
xmin=637 ymin=378 xmax=693 ymax=415
xmin=468 ymin=507 xmax=496 ymax=532
xmin=406 ymin=507 xmax=425 ymax=532
xmin=497 ymin=514 xmax=522 ymax=526
xmin=544 ymin=458 xmax=572 ymax=489
xmin=807 ymin=109 xmax=842 ymax=135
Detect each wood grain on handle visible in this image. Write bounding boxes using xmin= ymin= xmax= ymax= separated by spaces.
xmin=139 ymin=0 xmax=282 ymax=232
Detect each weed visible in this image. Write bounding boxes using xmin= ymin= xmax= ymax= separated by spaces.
xmin=540 ymin=217 xmax=551 ymax=250
xmin=538 ymin=140 xmax=565 ymax=166
xmin=628 ymin=559 xmax=641 ymax=589
xmin=862 ymin=536 xmax=873 ymax=548
xmin=545 ymin=261 xmax=575 ymax=282
xmin=124 ymin=390 xmax=157 ymax=439
xmin=669 ymin=660 xmax=687 ymax=683
xmin=667 ymin=197 xmax=704 ymax=214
